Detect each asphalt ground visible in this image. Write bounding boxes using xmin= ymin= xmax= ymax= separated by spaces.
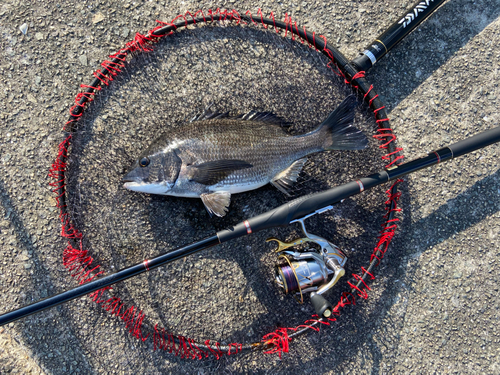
xmin=0 ymin=0 xmax=499 ymax=373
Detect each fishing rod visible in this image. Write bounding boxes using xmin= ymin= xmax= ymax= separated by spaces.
xmin=1 ymin=125 xmax=499 ymax=327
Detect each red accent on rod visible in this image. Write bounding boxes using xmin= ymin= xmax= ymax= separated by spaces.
xmin=244 ymin=220 xmax=252 ymax=234
xmin=434 ymin=151 xmax=441 ymax=163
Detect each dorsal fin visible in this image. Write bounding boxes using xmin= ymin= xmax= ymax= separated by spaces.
xmin=237 ymin=111 xmax=288 ymax=126
xmin=190 ymin=108 xmax=231 ymax=122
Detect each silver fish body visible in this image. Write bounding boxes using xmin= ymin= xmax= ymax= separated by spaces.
xmin=123 ymin=95 xmax=367 ymax=217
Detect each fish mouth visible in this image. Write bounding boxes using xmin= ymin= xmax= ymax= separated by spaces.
xmin=122 ymin=176 xmax=140 ymax=188
xmin=122 ymin=168 xmax=145 ymax=184
xmin=122 ymin=175 xmax=145 ymax=190
xmin=123 ymin=180 xmax=147 ymax=191
xmin=122 ymin=177 xmax=138 ymax=183
xmin=122 ymin=178 xmax=146 ymax=189
xmin=122 ymin=179 xmax=173 ymax=195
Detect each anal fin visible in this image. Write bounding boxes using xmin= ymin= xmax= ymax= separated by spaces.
xmin=200 ymin=191 xmax=231 ymax=217
xmin=270 ymin=158 xmax=307 ymax=196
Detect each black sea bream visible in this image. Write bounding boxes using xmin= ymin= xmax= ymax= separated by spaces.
xmin=122 ymin=95 xmax=367 ymax=217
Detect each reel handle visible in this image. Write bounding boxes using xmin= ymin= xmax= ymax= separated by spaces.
xmin=310 ymin=293 xmax=333 ymax=318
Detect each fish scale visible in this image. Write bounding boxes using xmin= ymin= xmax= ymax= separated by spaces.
xmin=172 ymin=122 xmax=311 ymax=190
xmin=123 ymin=95 xmax=368 ymax=217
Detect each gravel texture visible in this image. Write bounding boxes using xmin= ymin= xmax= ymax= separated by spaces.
xmin=0 ymin=0 xmax=499 ymax=374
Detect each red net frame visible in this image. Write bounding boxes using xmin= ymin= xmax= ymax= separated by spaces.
xmin=48 ymin=9 xmax=404 ymax=359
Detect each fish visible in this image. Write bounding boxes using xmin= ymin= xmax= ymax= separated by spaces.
xmin=122 ymin=95 xmax=368 ymax=217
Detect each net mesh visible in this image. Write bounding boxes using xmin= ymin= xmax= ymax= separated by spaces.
xmin=49 ymin=10 xmax=403 ymax=358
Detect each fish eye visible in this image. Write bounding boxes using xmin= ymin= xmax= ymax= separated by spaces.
xmin=139 ymin=157 xmax=150 ymax=167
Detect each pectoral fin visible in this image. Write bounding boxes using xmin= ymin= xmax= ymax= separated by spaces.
xmin=200 ymin=191 xmax=231 ymax=217
xmin=189 ymin=159 xmax=253 ymax=186
xmin=270 ymin=158 xmax=307 ymax=195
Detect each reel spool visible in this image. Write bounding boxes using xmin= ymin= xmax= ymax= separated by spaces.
xmin=268 ymin=211 xmax=347 ymax=318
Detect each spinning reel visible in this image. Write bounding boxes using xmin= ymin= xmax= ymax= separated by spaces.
xmin=268 ymin=207 xmax=347 ymax=318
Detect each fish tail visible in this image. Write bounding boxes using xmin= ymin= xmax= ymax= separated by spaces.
xmin=317 ymin=95 xmax=368 ymax=151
